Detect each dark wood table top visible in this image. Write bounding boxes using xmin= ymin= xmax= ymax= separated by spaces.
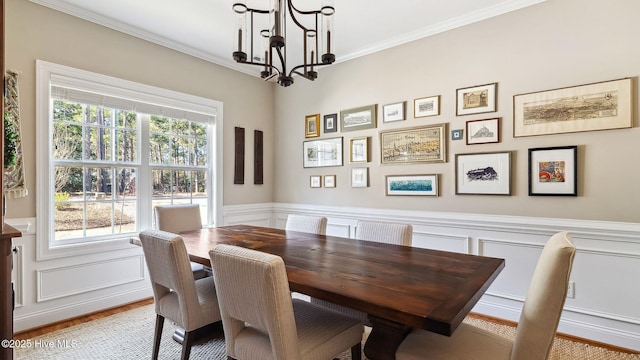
xmin=180 ymin=224 xmax=505 ymax=337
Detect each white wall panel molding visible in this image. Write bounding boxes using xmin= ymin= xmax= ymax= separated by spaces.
xmin=11 ymin=245 xmax=24 ymax=308
xmin=13 ymin=288 xmax=152 ymax=333
xmin=37 ymin=255 xmax=145 ymax=302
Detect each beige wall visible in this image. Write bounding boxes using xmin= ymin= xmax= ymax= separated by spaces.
xmin=6 ymin=0 xmax=640 ymax=224
xmin=5 ymin=0 xmax=275 ymax=218
xmin=273 ymin=0 xmax=640 ymax=223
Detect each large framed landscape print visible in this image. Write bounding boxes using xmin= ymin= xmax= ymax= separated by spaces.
xmin=380 ymin=124 xmax=447 ymax=164
xmin=513 ymin=78 xmax=632 ymax=137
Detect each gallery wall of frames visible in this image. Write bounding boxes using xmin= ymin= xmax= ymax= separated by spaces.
xmin=301 ymin=78 xmax=632 ymax=198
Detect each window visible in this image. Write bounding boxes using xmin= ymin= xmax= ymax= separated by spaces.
xmin=36 ymin=60 xmax=224 ymax=259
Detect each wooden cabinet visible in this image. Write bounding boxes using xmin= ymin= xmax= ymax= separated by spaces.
xmin=1 ymin=226 xmax=19 ymax=360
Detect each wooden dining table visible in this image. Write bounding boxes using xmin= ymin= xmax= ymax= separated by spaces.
xmin=179 ymin=224 xmax=505 ymax=360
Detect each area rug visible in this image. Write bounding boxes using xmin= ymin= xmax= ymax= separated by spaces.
xmin=15 ymin=304 xmax=639 ymax=359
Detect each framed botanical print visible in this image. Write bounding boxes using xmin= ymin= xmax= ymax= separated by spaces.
xmin=350 ymin=137 xmax=370 ymax=163
xmin=310 ymin=175 xmax=322 ymax=188
xmin=351 ymin=167 xmax=369 ymax=188
xmin=324 ymin=175 xmax=336 ymax=188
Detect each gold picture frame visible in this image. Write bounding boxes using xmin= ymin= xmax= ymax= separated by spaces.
xmin=305 ymin=114 xmax=320 ymax=138
xmin=349 ymin=137 xmax=370 ymax=163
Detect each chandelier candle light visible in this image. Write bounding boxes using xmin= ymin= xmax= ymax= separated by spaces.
xmin=232 ymin=0 xmax=335 ymax=87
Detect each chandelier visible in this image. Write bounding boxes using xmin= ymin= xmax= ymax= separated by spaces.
xmin=232 ymin=0 xmax=335 ymax=87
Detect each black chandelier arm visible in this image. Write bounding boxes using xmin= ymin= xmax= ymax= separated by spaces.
xmin=236 ymin=59 xmax=282 ymax=76
xmin=288 ymin=61 xmax=331 ymax=77
xmin=287 ymin=0 xmax=320 ymax=32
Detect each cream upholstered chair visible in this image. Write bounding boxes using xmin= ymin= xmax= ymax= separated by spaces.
xmin=285 ymin=214 xmax=328 ymax=235
xmin=311 ymin=220 xmax=413 ymax=324
xmin=210 ymin=244 xmax=364 ymax=360
xmin=155 ymin=204 xmax=207 ymax=279
xmin=139 ymin=230 xmax=221 ymax=360
xmin=354 ymin=220 xmax=413 ymax=246
xmin=396 ymin=231 xmax=576 ymax=360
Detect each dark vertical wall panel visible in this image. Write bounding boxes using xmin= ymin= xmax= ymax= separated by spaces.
xmin=234 ymin=127 xmax=244 ymax=184
xmin=254 ymin=130 xmax=263 ymax=185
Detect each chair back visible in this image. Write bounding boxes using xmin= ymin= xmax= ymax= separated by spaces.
xmin=511 ymin=231 xmax=576 ymax=360
xmin=139 ymin=230 xmax=203 ymax=330
xmin=210 ymin=244 xmax=300 ymax=360
xmin=155 ymin=204 xmax=202 ymax=233
xmin=285 ymin=214 xmax=328 ymax=235
xmin=355 ymin=220 xmax=413 ymax=246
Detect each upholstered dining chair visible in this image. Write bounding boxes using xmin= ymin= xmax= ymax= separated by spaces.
xmin=139 ymin=230 xmax=222 ymax=360
xmin=210 ymin=244 xmax=364 ymax=360
xmin=155 ymin=204 xmax=208 ymax=279
xmin=311 ymin=220 xmax=413 ymax=324
xmin=354 ymin=220 xmax=413 ymax=246
xmin=396 ymin=231 xmax=576 ymax=360
xmin=285 ymin=214 xmax=328 ymax=235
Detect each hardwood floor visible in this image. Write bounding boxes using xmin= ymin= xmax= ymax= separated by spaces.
xmin=13 ymin=299 xmax=640 ymax=355
xmin=13 ymin=298 xmax=154 ymax=340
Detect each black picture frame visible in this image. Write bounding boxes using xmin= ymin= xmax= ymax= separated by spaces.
xmin=528 ymin=146 xmax=578 ymax=196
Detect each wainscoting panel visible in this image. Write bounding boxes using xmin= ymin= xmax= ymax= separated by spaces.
xmin=37 ymin=255 xmax=145 ymax=302
xmin=11 ymin=244 xmax=24 ymax=308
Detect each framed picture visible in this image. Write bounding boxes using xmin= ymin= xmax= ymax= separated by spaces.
xmin=380 ymin=124 xmax=447 ymax=164
xmin=324 ymin=113 xmax=338 ymax=133
xmin=466 ymin=118 xmax=500 ymax=145
xmin=340 ymin=104 xmax=377 ymax=132
xmin=303 ymin=137 xmax=343 ymax=168
xmin=310 ymin=175 xmax=322 ymax=188
xmin=451 ymin=129 xmax=463 ymax=141
xmin=351 ymin=167 xmax=369 ymax=188
xmin=414 ymin=95 xmax=440 ymax=118
xmin=324 ymin=175 xmax=336 ymax=188
xmin=305 ymin=114 xmax=320 ymax=138
xmin=385 ymin=174 xmax=438 ymax=196
xmin=383 ymin=101 xmax=406 ymax=122
xmin=349 ymin=137 xmax=370 ymax=163
xmin=528 ymin=146 xmax=577 ymax=196
xmin=513 ymin=78 xmax=632 ymax=137
xmin=455 ymin=151 xmax=512 ymax=195
xmin=456 ymin=82 xmax=497 ymax=116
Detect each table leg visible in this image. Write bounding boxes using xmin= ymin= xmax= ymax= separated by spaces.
xmin=364 ymin=316 xmax=412 ymax=360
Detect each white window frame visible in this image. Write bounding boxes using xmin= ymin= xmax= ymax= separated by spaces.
xmin=36 ymin=60 xmax=224 ymax=260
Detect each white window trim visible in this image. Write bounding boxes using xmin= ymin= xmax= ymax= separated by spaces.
xmin=36 ymin=60 xmax=224 ymax=260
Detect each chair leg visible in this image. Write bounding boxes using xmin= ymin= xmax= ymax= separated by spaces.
xmin=152 ymin=314 xmax=165 ymax=360
xmin=350 ymin=343 xmax=362 ymax=360
xmin=181 ymin=330 xmax=194 ymax=360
